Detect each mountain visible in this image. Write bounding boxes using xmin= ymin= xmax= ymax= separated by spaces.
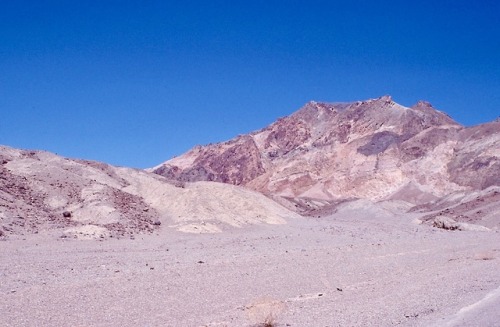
xmin=2 ymin=98 xmax=499 ymax=327
xmin=152 ymin=96 xmax=500 ymax=217
xmin=0 ymin=146 xmax=298 ymax=239
xmin=2 ymin=95 xmax=498 ymax=239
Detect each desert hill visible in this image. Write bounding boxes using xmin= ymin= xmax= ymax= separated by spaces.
xmin=0 ymin=145 xmax=298 ymax=239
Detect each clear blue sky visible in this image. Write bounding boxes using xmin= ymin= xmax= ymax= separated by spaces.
xmin=1 ymin=1 xmax=499 ymax=168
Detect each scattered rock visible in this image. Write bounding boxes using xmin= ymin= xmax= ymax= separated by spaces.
xmin=432 ymin=216 xmax=491 ymax=232
xmin=405 ymin=313 xmax=418 ymax=318
xmin=62 ymin=211 xmax=72 ymax=218
xmin=433 ymin=216 xmax=460 ymax=230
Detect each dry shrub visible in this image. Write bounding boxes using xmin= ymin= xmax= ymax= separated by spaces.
xmin=246 ymin=297 xmax=285 ymax=327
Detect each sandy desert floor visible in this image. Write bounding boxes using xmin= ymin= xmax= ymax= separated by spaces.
xmin=1 ymin=209 xmax=499 ymax=327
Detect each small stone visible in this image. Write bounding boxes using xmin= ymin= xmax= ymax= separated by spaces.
xmin=197 ymin=260 xmax=204 ymax=264
xmin=337 ymin=288 xmax=343 ymax=292
xmin=62 ymin=211 xmax=72 ymax=218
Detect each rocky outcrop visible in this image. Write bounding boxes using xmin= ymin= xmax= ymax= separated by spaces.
xmin=432 ymin=216 xmax=491 ymax=232
xmin=154 ymin=135 xmax=265 ymax=185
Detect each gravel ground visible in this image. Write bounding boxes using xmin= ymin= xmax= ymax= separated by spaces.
xmin=1 ymin=211 xmax=499 ymax=327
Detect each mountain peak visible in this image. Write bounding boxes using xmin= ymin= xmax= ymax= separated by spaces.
xmin=377 ymin=94 xmax=393 ymax=102
xmin=412 ymin=100 xmax=434 ymax=109
xmin=411 ymin=100 xmax=460 ymax=126
xmin=152 ymin=96 xmax=498 ymax=211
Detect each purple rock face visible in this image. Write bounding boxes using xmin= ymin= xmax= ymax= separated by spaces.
xmin=357 ymin=131 xmax=400 ymax=156
xmin=154 ymin=135 xmax=265 ymax=185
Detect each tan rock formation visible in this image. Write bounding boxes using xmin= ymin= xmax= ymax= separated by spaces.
xmin=0 ymin=146 xmax=298 ymax=239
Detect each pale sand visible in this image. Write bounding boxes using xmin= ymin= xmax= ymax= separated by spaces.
xmin=1 ymin=207 xmax=499 ymax=327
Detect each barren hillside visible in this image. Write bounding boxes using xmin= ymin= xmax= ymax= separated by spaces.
xmin=0 ymin=146 xmax=298 ymax=239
